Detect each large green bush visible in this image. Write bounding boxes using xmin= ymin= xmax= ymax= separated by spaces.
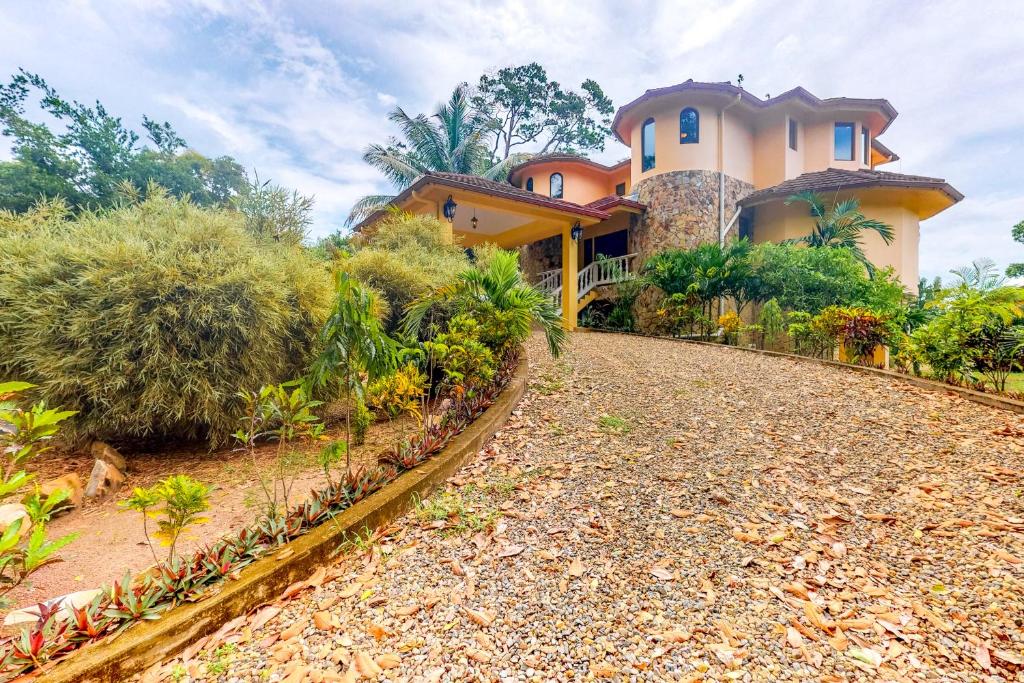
xmin=0 ymin=191 xmax=332 ymax=444
xmin=345 ymin=212 xmax=469 ymax=332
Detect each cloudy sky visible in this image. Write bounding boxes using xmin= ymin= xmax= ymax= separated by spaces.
xmin=2 ymin=0 xmax=1022 ymax=280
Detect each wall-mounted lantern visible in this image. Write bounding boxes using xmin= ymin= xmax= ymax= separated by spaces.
xmin=442 ymin=195 xmax=457 ymax=223
xmin=471 ymin=208 xmax=478 ymax=230
xmin=570 ymin=221 xmax=583 ymax=242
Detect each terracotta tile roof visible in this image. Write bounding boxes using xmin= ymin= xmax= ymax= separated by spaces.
xmin=612 ymin=80 xmax=898 ymax=144
xmin=738 ymin=168 xmax=964 ymax=207
xmin=584 ymin=195 xmax=646 ymax=212
xmin=870 ymin=138 xmax=900 ymax=163
xmin=353 ymin=172 xmax=611 ymax=231
xmin=507 ymin=154 xmax=629 ymax=182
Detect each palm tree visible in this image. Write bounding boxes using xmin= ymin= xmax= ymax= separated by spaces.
xmin=950 ymin=258 xmax=1006 ymax=292
xmin=347 ymin=84 xmax=529 ymax=225
xmin=783 ymin=191 xmax=895 ymax=275
xmin=404 ymin=249 xmax=566 ymax=358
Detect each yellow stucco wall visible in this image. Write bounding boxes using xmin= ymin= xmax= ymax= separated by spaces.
xmin=517 ymin=161 xmax=626 ymax=205
xmin=751 ymin=194 xmax=921 ymax=291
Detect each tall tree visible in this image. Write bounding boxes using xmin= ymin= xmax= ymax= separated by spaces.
xmin=347 ymin=84 xmax=525 ymax=225
xmin=783 ymin=191 xmax=895 ymax=275
xmin=0 ymin=69 xmax=247 ymax=213
xmin=474 ymin=63 xmax=613 ymax=159
xmin=1006 ymin=219 xmax=1024 ymax=278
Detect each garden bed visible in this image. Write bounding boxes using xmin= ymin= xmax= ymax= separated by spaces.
xmin=21 ymin=355 xmax=527 ymax=683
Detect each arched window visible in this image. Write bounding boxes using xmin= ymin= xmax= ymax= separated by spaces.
xmin=641 ymin=118 xmax=656 ymax=171
xmin=525 ymin=177 xmax=534 ymax=192
xmin=550 ymin=173 xmax=563 ymax=199
xmin=679 ymin=108 xmax=699 ymax=144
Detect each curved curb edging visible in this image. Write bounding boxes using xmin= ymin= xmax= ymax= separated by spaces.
xmin=40 ymin=356 xmax=529 ymax=683
xmin=579 ymin=328 xmax=1024 ymax=415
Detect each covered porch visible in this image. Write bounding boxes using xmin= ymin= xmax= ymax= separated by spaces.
xmin=387 ymin=172 xmax=644 ymax=329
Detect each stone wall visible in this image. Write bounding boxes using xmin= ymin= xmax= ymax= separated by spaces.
xmin=631 ymin=170 xmax=754 ymax=264
xmin=519 ymin=234 xmax=562 ymax=280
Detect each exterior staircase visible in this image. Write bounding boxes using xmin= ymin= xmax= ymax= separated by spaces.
xmin=535 ymin=253 xmax=637 ymax=308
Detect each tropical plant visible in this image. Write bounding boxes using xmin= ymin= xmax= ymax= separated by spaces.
xmin=310 ymin=271 xmax=396 ymax=467
xmin=348 ymin=84 xmax=528 ymax=225
xmin=423 ymin=315 xmax=498 ymax=398
xmin=757 ymin=298 xmax=785 ymax=350
xmin=821 ymin=306 xmax=891 ymax=366
xmin=717 ymin=311 xmax=743 ymax=345
xmin=366 ymin=364 xmax=427 ymax=421
xmin=0 ymin=190 xmax=332 ymax=444
xmin=1006 ymin=220 xmax=1024 ymax=278
xmin=0 ymin=382 xmax=79 ymax=608
xmin=783 ymin=192 xmax=894 ymax=275
xmin=121 ymin=475 xmax=213 ymax=563
xmin=786 ymin=311 xmax=834 ymax=359
xmin=950 ymin=258 xmax=1005 ymax=291
xmin=405 ymin=248 xmax=565 ymax=358
xmin=643 ymin=240 xmax=753 ymax=321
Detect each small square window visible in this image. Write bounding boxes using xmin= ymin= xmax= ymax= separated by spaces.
xmin=615 ymin=182 xmax=626 ymax=196
xmin=834 ymin=122 xmax=855 ymax=161
xmin=788 ymin=118 xmax=798 ymax=151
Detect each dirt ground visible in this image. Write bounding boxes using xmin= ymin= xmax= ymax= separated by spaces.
xmin=10 ymin=415 xmax=417 ymax=610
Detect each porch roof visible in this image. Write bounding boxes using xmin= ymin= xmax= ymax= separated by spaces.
xmin=353 ymin=171 xmax=612 ymax=233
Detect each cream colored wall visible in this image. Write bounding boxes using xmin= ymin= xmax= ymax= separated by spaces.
xmin=751 ymin=197 xmax=920 ymax=290
xmin=629 ymin=99 xmax=727 ymax=184
xmin=752 ymin=113 xmax=787 ymax=189
xmin=608 ymin=165 xmax=631 ymax=195
xmin=518 ymin=162 xmax=607 ymax=205
xmin=802 ymin=118 xmax=871 ymax=172
xmin=784 ymin=115 xmax=805 ymax=179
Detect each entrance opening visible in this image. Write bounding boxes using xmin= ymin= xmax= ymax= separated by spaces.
xmin=583 ymin=229 xmax=629 ymax=267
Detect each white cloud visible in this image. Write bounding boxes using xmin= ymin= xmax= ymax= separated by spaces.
xmin=0 ymin=0 xmax=1021 ymax=271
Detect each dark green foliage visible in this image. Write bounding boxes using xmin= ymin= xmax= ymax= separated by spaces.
xmin=782 ymin=192 xmax=894 ymax=275
xmin=0 ymin=191 xmax=332 ymax=444
xmin=642 ymin=240 xmax=752 ymax=318
xmin=0 ymin=70 xmax=247 ymax=212
xmin=1006 ymin=220 xmax=1024 ymax=278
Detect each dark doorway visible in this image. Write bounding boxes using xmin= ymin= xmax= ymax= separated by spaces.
xmin=583 ymin=229 xmax=629 ymax=266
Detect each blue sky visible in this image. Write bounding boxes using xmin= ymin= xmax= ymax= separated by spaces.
xmin=2 ymin=0 xmax=1023 ymax=281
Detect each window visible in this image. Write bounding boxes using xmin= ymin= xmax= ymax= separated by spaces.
xmin=549 ymin=173 xmax=563 ymax=199
xmin=615 ymin=182 xmax=626 ymax=196
xmin=788 ymin=118 xmax=798 ymax=151
xmin=679 ymin=108 xmax=699 ymax=144
xmin=861 ymin=126 xmax=869 ymax=165
xmin=525 ymin=177 xmax=534 ymax=192
xmin=641 ymin=117 xmax=656 ymax=171
xmin=834 ymin=122 xmax=855 ymax=161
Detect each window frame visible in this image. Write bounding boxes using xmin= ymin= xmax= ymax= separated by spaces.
xmin=834 ymin=122 xmax=855 ymax=161
xmin=525 ymin=177 xmax=534 ymax=192
xmin=549 ymin=172 xmax=563 ymax=199
xmin=614 ymin=182 xmax=626 ymax=196
xmin=861 ymin=126 xmax=869 ymax=165
xmin=641 ymin=117 xmax=656 ymax=172
xmin=788 ymin=117 xmax=798 ymax=151
xmin=679 ymin=107 xmax=699 ymax=144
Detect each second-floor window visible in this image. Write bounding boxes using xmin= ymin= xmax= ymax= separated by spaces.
xmin=861 ymin=126 xmax=869 ymax=165
xmin=525 ymin=177 xmax=534 ymax=192
xmin=679 ymin=108 xmax=699 ymax=144
xmin=834 ymin=122 xmax=855 ymax=161
xmin=641 ymin=117 xmax=656 ymax=171
xmin=615 ymin=182 xmax=626 ymax=196
xmin=550 ymin=173 xmax=563 ymax=199
xmin=788 ymin=118 xmax=798 ymax=151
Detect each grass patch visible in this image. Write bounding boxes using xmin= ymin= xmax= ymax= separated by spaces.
xmin=597 ymin=414 xmax=631 ymax=435
xmin=414 ymin=488 xmax=498 ymax=535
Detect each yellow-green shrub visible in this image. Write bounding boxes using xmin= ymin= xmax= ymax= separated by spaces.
xmin=0 ymin=191 xmax=332 ymax=444
xmin=366 ymin=363 xmax=426 ymax=421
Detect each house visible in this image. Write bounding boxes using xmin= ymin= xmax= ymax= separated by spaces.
xmin=354 ymin=80 xmax=963 ymax=329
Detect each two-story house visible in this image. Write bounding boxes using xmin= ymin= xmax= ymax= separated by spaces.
xmin=354 ymin=80 xmax=962 ymax=329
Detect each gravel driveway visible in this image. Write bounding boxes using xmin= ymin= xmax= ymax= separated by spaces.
xmin=158 ymin=332 xmax=1024 ymax=682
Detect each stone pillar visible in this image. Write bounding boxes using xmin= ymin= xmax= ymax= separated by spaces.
xmin=560 ymin=223 xmax=578 ymax=330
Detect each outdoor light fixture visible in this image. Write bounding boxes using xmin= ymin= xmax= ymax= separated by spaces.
xmin=570 ymin=221 xmax=583 ymax=241
xmin=442 ymin=194 xmax=457 ymax=223
xmin=471 ymin=208 xmax=478 ymax=230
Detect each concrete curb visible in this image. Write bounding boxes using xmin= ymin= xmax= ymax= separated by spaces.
xmin=579 ymin=328 xmax=1024 ymax=415
xmin=39 ymin=356 xmax=529 ymax=683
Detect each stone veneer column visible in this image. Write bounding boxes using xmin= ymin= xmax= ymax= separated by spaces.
xmin=631 ymin=170 xmax=754 ymax=265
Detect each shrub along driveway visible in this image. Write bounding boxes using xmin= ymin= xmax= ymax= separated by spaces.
xmin=160 ymin=332 xmax=1023 ymax=682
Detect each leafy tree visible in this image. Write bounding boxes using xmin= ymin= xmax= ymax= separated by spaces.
xmin=0 ymin=69 xmax=246 ymax=212
xmin=783 ymin=192 xmax=895 ymax=275
xmin=473 ymin=63 xmax=614 ymax=159
xmin=348 ymin=84 xmax=524 ymax=225
xmin=1007 ymin=219 xmax=1024 ymax=278
xmin=642 ymin=240 xmax=753 ymax=320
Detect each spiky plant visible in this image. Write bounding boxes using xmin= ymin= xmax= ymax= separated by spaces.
xmin=783 ymin=191 xmax=894 ymax=275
